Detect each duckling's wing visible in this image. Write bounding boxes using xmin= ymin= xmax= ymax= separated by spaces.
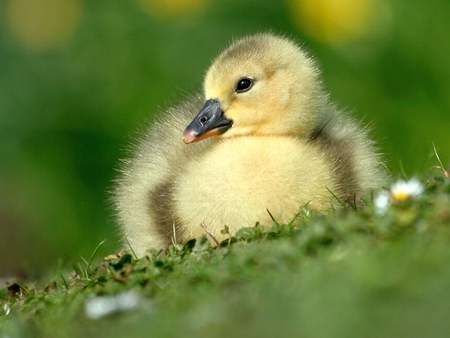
xmin=113 ymin=94 xmax=213 ymax=257
xmin=309 ymin=105 xmax=388 ymax=203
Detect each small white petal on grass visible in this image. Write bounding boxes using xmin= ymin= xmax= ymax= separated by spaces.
xmin=84 ymin=290 xmax=142 ymax=320
xmin=374 ymin=190 xmax=390 ymax=215
xmin=2 ymin=302 xmax=11 ymax=316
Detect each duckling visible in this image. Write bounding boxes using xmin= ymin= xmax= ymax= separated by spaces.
xmin=114 ymin=33 xmax=386 ymax=257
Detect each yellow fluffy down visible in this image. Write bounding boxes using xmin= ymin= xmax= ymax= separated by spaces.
xmin=174 ymin=136 xmax=336 ymax=243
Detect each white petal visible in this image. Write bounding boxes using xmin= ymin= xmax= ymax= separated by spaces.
xmin=374 ymin=191 xmax=390 ymax=215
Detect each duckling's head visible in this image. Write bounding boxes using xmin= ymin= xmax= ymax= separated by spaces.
xmin=183 ymin=33 xmax=323 ymax=144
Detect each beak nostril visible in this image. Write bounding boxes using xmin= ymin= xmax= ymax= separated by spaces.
xmin=199 ymin=116 xmax=208 ymax=125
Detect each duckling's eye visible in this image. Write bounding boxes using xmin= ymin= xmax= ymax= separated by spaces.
xmin=235 ymin=78 xmax=253 ymax=93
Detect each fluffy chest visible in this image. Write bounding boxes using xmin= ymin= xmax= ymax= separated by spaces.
xmin=173 ymin=137 xmax=336 ymax=239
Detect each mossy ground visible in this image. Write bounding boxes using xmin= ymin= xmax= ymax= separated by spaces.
xmin=1 ymin=171 xmax=450 ymax=338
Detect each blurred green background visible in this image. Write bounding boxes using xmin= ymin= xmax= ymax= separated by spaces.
xmin=0 ymin=0 xmax=449 ymax=275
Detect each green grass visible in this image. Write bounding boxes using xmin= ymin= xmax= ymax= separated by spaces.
xmin=1 ymin=171 xmax=450 ymax=338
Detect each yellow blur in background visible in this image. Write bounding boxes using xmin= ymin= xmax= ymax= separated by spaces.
xmin=135 ymin=0 xmax=210 ymax=20
xmin=5 ymin=0 xmax=82 ymax=51
xmin=4 ymin=0 xmax=391 ymax=51
xmin=289 ymin=0 xmax=391 ymax=45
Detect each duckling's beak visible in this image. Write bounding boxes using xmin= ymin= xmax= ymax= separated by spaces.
xmin=183 ymin=99 xmax=233 ymax=144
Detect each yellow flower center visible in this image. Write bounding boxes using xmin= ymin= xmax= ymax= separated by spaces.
xmin=390 ymin=191 xmax=411 ymax=202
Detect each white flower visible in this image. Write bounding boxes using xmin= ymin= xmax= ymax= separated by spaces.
xmin=374 ymin=178 xmax=424 ymax=215
xmin=84 ymin=290 xmax=142 ymax=320
xmin=390 ymin=178 xmax=424 ymax=201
